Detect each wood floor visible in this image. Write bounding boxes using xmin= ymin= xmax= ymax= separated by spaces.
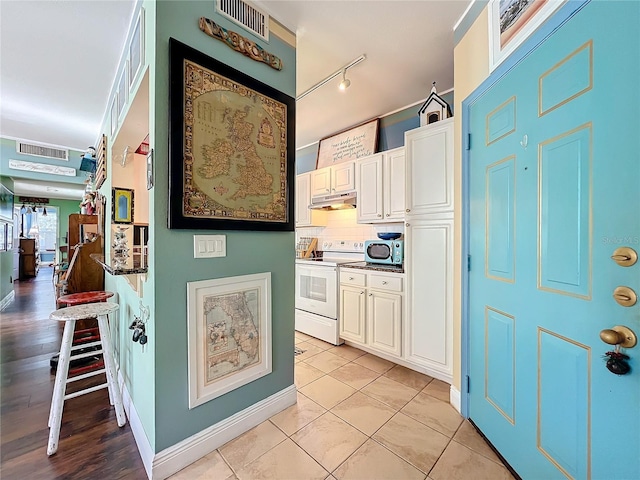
xmin=1 ymin=268 xmax=146 ymax=479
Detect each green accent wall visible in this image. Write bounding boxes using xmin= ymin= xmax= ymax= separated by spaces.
xmin=0 ymin=177 xmax=15 ymax=301
xmin=152 ymin=1 xmax=295 ymax=451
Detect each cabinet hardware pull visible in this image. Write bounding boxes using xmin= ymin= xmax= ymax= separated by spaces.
xmin=406 ymin=208 xmax=410 ymax=212
xmin=378 ymin=214 xmax=382 ymax=217
xmin=349 ymin=277 xmax=354 ymax=280
xmin=382 ymin=281 xmax=387 ymax=285
xmin=368 ymin=293 xmax=373 ymax=297
xmin=406 ymin=223 xmax=410 ymax=227
xmin=360 ymin=291 xmax=364 ymax=295
xmin=386 ymin=213 xmax=390 ymax=217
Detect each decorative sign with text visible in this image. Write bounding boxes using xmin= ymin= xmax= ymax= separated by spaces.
xmin=316 ymin=118 xmax=379 ymax=169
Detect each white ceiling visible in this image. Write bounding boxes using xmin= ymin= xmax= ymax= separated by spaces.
xmin=0 ymin=0 xmax=469 ymax=199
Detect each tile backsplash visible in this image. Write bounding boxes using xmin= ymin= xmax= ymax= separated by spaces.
xmin=296 ymin=209 xmax=404 ymax=250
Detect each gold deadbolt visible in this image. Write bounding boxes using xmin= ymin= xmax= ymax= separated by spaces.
xmin=613 ymin=286 xmax=637 ymax=307
xmin=600 ymin=325 xmax=637 ymax=348
xmin=611 ymin=247 xmax=638 ymax=267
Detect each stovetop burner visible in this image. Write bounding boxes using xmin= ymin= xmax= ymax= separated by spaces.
xmin=295 ymin=239 xmax=365 ymax=266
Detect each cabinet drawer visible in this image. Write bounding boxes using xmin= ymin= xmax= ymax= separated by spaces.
xmin=369 ymin=274 xmax=402 ymax=292
xmin=340 ymin=271 xmax=366 ymax=286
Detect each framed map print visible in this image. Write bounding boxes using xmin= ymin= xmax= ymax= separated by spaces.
xmin=187 ymin=272 xmax=272 ymax=408
xmin=168 ymin=38 xmax=295 ymax=231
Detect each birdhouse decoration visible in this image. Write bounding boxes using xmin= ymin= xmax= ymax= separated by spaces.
xmin=418 ymin=82 xmax=452 ymax=126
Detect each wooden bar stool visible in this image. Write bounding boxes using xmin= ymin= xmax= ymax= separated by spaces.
xmin=47 ymin=302 xmax=126 ymax=456
xmin=52 ymin=291 xmax=115 ymax=375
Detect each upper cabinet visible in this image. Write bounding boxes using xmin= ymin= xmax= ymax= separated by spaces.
xmin=356 ymin=147 xmax=405 ymax=223
xmin=404 ymin=118 xmax=454 ymax=217
xmin=310 ymin=162 xmax=355 ymax=197
xmin=296 ymin=172 xmax=327 ymax=227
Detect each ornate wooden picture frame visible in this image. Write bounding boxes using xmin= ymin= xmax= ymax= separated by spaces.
xmin=168 ymin=38 xmax=295 ymax=231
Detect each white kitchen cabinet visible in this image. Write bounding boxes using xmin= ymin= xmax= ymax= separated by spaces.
xmin=356 ymin=148 xmax=405 ymax=223
xmin=339 ymin=269 xmax=403 ymax=357
xmin=310 ymin=162 xmax=355 ymax=197
xmin=339 ymin=285 xmax=366 ymax=343
xmin=404 ymin=217 xmax=453 ymax=382
xmin=404 ymin=118 xmax=453 ymax=216
xmin=295 ymin=172 xmax=327 ymax=227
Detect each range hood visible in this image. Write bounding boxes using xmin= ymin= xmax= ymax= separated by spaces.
xmin=309 ymin=191 xmax=357 ymax=210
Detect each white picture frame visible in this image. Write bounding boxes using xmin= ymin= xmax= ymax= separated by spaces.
xmin=110 ymin=94 xmax=119 ymax=137
xmin=488 ymin=0 xmax=565 ymax=72
xmin=129 ymin=7 xmax=145 ymax=92
xmin=117 ymin=61 xmax=128 ymax=120
xmin=187 ymin=272 xmax=272 ymax=408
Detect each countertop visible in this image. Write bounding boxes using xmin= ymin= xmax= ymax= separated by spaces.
xmin=340 ymin=262 xmax=404 ymax=274
xmin=90 ymin=253 xmax=148 ymax=275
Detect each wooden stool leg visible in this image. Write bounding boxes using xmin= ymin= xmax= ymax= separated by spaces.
xmin=47 ymin=320 xmax=76 ymax=456
xmin=97 ymin=314 xmax=126 ymax=427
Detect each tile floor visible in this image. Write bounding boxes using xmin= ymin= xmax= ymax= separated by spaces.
xmin=170 ymin=332 xmax=515 ymax=480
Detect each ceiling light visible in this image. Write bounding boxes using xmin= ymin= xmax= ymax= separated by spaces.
xmin=296 ymin=54 xmax=366 ymax=101
xmin=338 ymin=69 xmax=351 ymax=91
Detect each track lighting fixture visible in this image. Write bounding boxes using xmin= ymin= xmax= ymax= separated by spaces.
xmin=296 ymin=54 xmax=366 ymax=101
xmin=338 ymin=69 xmax=351 ymax=91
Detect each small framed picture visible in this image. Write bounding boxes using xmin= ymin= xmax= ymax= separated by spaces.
xmin=488 ymin=0 xmax=565 ymax=71
xmin=146 ymin=148 xmax=154 ymax=190
xmin=112 ymin=187 xmax=134 ymax=224
xmin=129 ymin=8 xmax=145 ymax=92
xmin=0 ymin=223 xmax=7 ymax=252
xmin=110 ymin=94 xmax=119 ymax=137
xmin=7 ymin=223 xmax=13 ymax=250
xmin=117 ymin=61 xmax=129 ymax=120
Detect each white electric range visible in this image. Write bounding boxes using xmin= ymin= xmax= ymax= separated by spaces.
xmin=295 ymin=240 xmax=365 ymax=345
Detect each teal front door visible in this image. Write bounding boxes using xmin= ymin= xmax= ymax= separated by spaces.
xmin=468 ymin=2 xmax=639 ymax=478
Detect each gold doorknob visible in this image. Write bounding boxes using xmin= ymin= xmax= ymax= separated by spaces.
xmin=600 ymin=326 xmax=637 ymax=348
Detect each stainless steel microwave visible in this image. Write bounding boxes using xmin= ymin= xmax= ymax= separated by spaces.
xmin=364 ymin=240 xmax=403 ymax=265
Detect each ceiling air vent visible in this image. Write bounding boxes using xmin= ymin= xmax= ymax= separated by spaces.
xmin=17 ymin=141 xmax=69 ymax=161
xmin=216 ymin=0 xmax=269 ymax=41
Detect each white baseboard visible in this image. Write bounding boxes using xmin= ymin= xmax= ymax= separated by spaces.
xmin=0 ymin=290 xmax=15 ymax=311
xmin=119 ymin=373 xmax=155 ymax=479
xmin=152 ymin=384 xmax=297 ymax=480
xmin=450 ymin=385 xmax=461 ymax=413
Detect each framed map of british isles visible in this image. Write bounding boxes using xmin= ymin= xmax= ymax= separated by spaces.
xmin=169 ymin=38 xmax=295 ymax=231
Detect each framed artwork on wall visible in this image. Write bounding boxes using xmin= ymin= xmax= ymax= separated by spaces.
xmin=112 ymin=187 xmax=134 ymax=224
xmin=168 ymin=38 xmax=295 ymax=231
xmin=0 ymin=183 xmax=14 ymax=222
xmin=488 ymin=0 xmax=565 ymax=71
xmin=129 ymin=7 xmax=145 ymax=91
xmin=316 ymin=118 xmax=379 ymax=170
xmin=187 ymin=272 xmax=272 ymax=408
xmin=146 ymin=148 xmax=154 ymax=190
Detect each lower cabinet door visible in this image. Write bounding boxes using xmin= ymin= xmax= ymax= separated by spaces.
xmin=368 ymin=291 xmax=402 ymax=356
xmin=339 ymin=285 xmax=366 ymax=343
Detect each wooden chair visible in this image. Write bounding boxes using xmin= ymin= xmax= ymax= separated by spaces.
xmin=54 ymin=244 xmax=81 ymax=299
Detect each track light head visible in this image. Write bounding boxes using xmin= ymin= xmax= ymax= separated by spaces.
xmin=339 ymin=69 xmax=351 ymax=91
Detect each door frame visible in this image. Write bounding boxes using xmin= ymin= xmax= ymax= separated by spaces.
xmin=460 ymin=0 xmax=590 ymax=417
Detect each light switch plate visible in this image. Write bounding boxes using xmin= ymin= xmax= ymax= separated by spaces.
xmin=193 ymin=235 xmax=226 ymax=258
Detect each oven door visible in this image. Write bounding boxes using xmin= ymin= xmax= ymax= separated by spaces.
xmin=295 ymin=263 xmax=337 ymax=319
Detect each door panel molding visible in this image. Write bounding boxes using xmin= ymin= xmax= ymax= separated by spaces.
xmin=537 ymin=123 xmax=592 ymax=299
xmin=537 ymin=327 xmax=591 ymax=480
